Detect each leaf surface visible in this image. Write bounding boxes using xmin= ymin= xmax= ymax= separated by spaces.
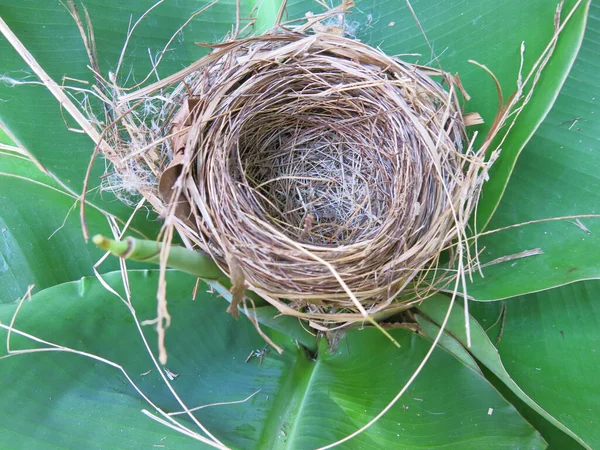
xmin=418 ymin=294 xmax=594 ymax=449
xmin=0 ymin=150 xmax=150 ymax=303
xmin=0 ymin=270 xmax=545 ymax=449
xmin=469 ymin=281 xmax=600 ymax=449
xmin=467 ymin=3 xmax=600 ymax=300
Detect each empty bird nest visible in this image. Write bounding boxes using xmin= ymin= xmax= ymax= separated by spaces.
xmin=86 ymin=23 xmax=497 ymax=330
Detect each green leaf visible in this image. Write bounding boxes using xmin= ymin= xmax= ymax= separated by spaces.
xmin=415 ymin=315 xmax=482 ymax=375
xmin=475 ymin=0 xmax=590 ymax=229
xmin=0 ymin=151 xmax=150 ymax=303
xmin=0 ymin=0 xmax=239 ymax=236
xmin=0 ymin=270 xmax=301 ymax=449
xmin=470 ymin=281 xmax=600 ymax=449
xmin=420 ymin=299 xmax=583 ymax=448
xmin=254 ymin=0 xmax=281 ymax=33
xmin=417 ymin=294 xmax=592 ymax=449
xmin=466 ymin=3 xmax=600 ymax=300
xmin=0 ymin=270 xmax=544 ymax=449
xmin=478 ymin=365 xmax=586 ymax=450
xmin=0 ymin=0 xmax=234 ymax=187
xmin=277 ymin=329 xmax=543 ymax=449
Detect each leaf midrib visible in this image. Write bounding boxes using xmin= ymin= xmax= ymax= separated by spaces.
xmin=256 ymin=346 xmax=320 ymax=449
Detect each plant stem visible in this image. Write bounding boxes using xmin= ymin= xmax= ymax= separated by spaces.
xmin=93 ymin=235 xmax=317 ymax=351
xmin=93 ymin=234 xmax=224 ymax=280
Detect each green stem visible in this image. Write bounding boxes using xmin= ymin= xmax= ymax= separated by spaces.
xmin=93 ymin=235 xmax=317 ymax=351
xmin=93 ymin=234 xmax=224 ymax=280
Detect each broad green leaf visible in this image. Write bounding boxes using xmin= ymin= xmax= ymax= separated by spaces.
xmin=477 ymin=363 xmax=586 ymax=450
xmin=415 ymin=315 xmax=482 ymax=375
xmin=254 ymin=0 xmax=281 ymax=33
xmin=0 ymin=126 xmax=13 ymax=144
xmin=0 ymin=0 xmax=235 ymax=187
xmin=469 ymin=281 xmax=600 ymax=449
xmin=0 ymin=270 xmax=544 ymax=449
xmin=0 ymin=269 xmax=296 ymax=449
xmin=466 ymin=3 xmax=600 ymax=300
xmin=0 ymin=151 xmax=151 ymax=303
xmin=475 ymin=0 xmax=590 ymax=229
xmin=0 ymin=0 xmax=239 ymax=237
xmin=276 ymin=329 xmax=543 ymax=449
xmin=419 ymin=301 xmax=582 ymax=448
xmin=417 ymin=294 xmax=592 ymax=449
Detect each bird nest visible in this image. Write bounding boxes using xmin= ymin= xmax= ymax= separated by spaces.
xmin=91 ymin=30 xmax=491 ymax=327
xmin=157 ymin=32 xmax=486 ymax=320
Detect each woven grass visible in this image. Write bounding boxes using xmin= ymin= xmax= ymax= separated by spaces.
xmin=77 ymin=17 xmax=497 ymax=329
xmin=146 ymin=31 xmax=488 ymax=323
